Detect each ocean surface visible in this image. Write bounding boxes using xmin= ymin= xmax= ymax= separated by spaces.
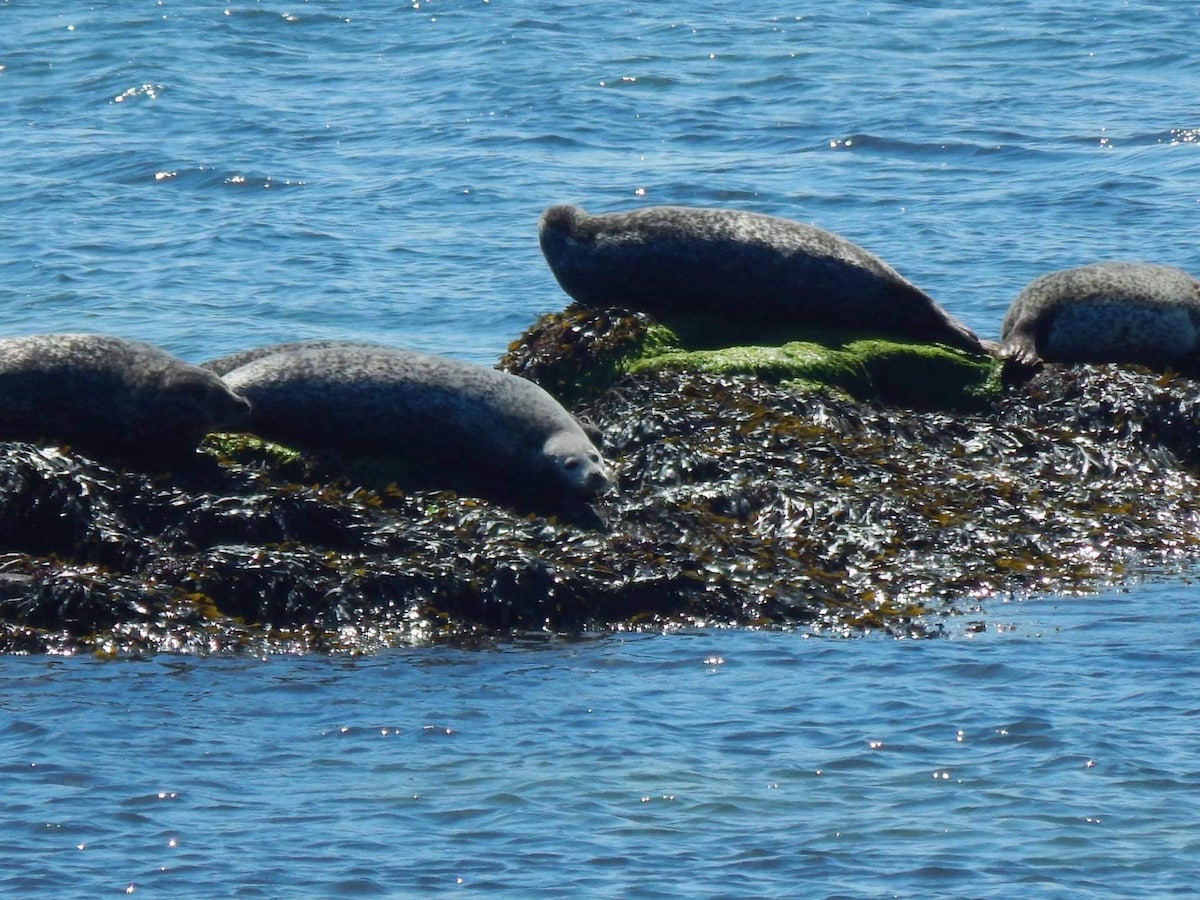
xmin=2 ymin=1 xmax=1200 ymax=895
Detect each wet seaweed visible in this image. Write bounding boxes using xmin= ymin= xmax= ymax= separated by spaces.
xmin=3 ymin=313 xmax=1200 ymax=655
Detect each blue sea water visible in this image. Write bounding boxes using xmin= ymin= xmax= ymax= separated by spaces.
xmin=3 ymin=1 xmax=1200 ymax=895
xmin=5 ymin=586 xmax=1200 ymax=898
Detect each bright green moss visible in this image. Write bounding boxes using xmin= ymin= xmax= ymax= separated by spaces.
xmin=839 ymin=337 xmax=1003 ymax=409
xmin=629 ymin=341 xmax=872 ymax=397
xmin=629 ymin=318 xmax=1002 ymax=411
xmin=504 ymin=307 xmax=1001 ymax=410
xmin=202 ymin=433 xmax=304 ymax=467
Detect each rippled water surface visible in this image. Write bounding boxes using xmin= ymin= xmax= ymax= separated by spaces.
xmin=3 ymin=1 xmax=1200 ymax=895
xmin=4 ymin=584 xmax=1200 ymax=897
xmin=4 ymin=2 xmax=1199 ymax=362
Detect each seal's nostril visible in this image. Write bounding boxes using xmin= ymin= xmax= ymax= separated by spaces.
xmin=587 ymin=469 xmax=613 ymax=492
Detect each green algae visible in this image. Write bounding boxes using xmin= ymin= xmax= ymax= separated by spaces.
xmin=504 ymin=307 xmax=1002 ymax=411
xmin=634 ymin=316 xmax=1002 ymax=410
xmin=201 ymin=432 xmax=306 ymax=474
xmin=631 ymin=341 xmax=868 ymax=397
xmin=847 ymin=337 xmax=1003 ymax=410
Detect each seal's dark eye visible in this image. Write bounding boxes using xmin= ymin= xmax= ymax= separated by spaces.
xmin=564 ymin=458 xmax=579 ymax=470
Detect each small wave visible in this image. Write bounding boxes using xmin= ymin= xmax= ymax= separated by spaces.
xmin=109 ymin=82 xmax=164 ymax=105
xmin=220 ymin=7 xmax=352 ymax=28
xmin=220 ymin=172 xmax=306 ymax=190
xmin=520 ymin=133 xmax=582 ymax=148
xmin=595 ymin=73 xmax=679 ymax=89
xmin=1152 ymin=127 xmax=1200 ymax=147
xmin=825 ymin=133 xmax=1020 ymax=158
xmin=145 ymin=166 xmax=308 ymax=191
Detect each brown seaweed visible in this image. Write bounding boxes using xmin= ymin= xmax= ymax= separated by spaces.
xmin=2 ymin=311 xmax=1200 ymax=654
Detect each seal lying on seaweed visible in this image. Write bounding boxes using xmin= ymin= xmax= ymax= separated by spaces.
xmin=538 ymin=203 xmax=987 ymax=355
xmin=999 ymin=261 xmax=1200 ymax=369
xmin=0 ymin=333 xmax=251 ymax=460
xmin=214 ymin=342 xmax=613 ymax=502
xmin=202 ymin=340 xmax=379 ymax=377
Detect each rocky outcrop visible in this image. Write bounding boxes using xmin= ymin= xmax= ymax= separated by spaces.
xmin=2 ymin=308 xmax=1199 ymax=655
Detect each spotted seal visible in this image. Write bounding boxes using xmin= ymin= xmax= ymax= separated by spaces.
xmin=538 ymin=203 xmax=987 ymax=355
xmin=216 ymin=342 xmax=614 ymax=500
xmin=0 ymin=333 xmax=252 ymax=459
xmin=999 ymin=262 xmax=1200 ymax=368
xmin=201 ymin=340 xmax=379 ymax=377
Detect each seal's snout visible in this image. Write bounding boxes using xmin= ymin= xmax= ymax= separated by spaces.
xmin=220 ymin=390 xmax=253 ymax=429
xmin=585 ymin=463 xmax=615 ymax=495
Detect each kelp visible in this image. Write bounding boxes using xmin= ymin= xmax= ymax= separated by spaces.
xmin=2 ymin=309 xmax=1200 ymax=654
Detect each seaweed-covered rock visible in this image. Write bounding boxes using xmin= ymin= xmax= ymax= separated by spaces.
xmin=2 ymin=309 xmax=1200 ymax=654
xmin=503 ymin=306 xmax=1000 ymax=411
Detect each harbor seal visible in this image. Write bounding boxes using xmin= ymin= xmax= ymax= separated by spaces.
xmin=538 ymin=203 xmax=987 ymax=355
xmin=216 ymin=343 xmax=614 ymax=501
xmin=999 ymin=262 xmax=1200 ymax=368
xmin=201 ymin=340 xmax=380 ymax=377
xmin=0 ymin=333 xmax=251 ymax=459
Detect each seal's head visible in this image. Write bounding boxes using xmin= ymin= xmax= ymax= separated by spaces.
xmin=159 ymin=365 xmax=253 ymax=433
xmin=538 ymin=204 xmax=584 ymax=240
xmin=539 ymin=205 xmax=607 ymax=306
xmin=542 ymin=429 xmax=613 ymax=497
xmin=538 ymin=205 xmax=592 ymax=264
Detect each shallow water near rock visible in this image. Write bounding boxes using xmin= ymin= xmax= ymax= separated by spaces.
xmin=4 ymin=581 xmax=1200 ymax=898
xmin=4 ymin=1 xmax=1200 ymax=894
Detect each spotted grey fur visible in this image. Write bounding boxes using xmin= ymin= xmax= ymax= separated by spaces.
xmin=201 ymin=340 xmax=381 ymax=377
xmin=217 ymin=342 xmax=613 ymax=499
xmin=538 ymin=204 xmax=986 ymax=355
xmin=0 ymin=333 xmax=251 ymax=459
xmin=1000 ymin=262 xmax=1200 ymax=368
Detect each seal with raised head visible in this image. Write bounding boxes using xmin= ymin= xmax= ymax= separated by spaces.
xmin=216 ymin=342 xmax=614 ymax=500
xmin=0 ymin=333 xmax=252 ymax=459
xmin=999 ymin=261 xmax=1200 ymax=368
xmin=538 ymin=203 xmax=987 ymax=355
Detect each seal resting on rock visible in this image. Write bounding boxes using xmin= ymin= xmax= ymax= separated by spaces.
xmin=201 ymin=340 xmax=379 ymax=377
xmin=0 ymin=333 xmax=251 ymax=459
xmin=538 ymin=203 xmax=987 ymax=355
xmin=215 ymin=342 xmax=614 ymax=502
xmin=999 ymin=262 xmax=1200 ymax=369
